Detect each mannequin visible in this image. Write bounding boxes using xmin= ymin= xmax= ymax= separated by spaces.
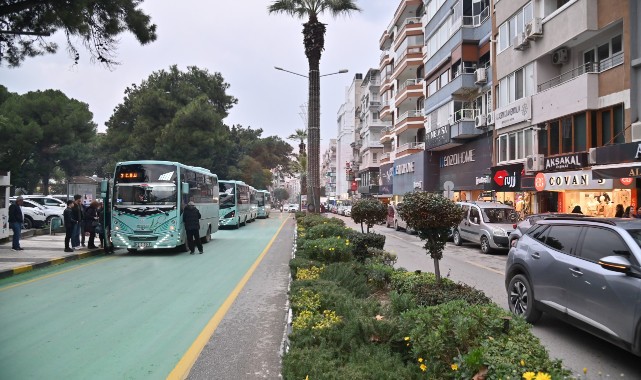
xmin=587 ymin=196 xmax=599 ymax=216
xmin=597 ymin=195 xmax=606 ymax=216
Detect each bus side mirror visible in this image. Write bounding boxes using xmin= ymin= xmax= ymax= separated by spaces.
xmin=182 ymin=183 xmax=190 ymax=195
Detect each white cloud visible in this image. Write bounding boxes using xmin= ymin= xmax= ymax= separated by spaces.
xmin=0 ymin=0 xmax=398 ymax=152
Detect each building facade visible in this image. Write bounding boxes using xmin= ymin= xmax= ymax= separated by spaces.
xmin=336 ymin=74 xmax=363 ymax=199
xmin=321 ymin=139 xmax=338 ymax=199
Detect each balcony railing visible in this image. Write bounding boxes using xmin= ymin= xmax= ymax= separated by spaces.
xmin=462 ymin=7 xmax=490 ymax=27
xmin=403 ymin=17 xmax=422 ymax=27
xmin=396 ymin=46 xmax=422 ymax=66
xmin=398 ymin=78 xmax=424 ymax=92
xmin=380 ymin=50 xmax=389 ymax=61
xmin=397 ymin=110 xmax=424 ymax=123
xmin=453 ymin=108 xmax=478 ymax=122
xmin=537 ymin=52 xmax=624 ymax=92
xmin=380 ymin=152 xmax=391 ymax=161
xmin=397 ymin=142 xmax=425 ymax=153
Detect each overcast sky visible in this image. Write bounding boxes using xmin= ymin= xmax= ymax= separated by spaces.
xmin=0 ymin=0 xmax=397 ymax=153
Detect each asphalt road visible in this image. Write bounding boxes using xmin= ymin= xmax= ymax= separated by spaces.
xmin=0 ymin=212 xmax=294 ymax=380
xmin=339 ymin=215 xmax=641 ymax=379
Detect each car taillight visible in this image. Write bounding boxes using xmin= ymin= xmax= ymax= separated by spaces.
xmin=513 ymin=224 xmax=517 ymax=229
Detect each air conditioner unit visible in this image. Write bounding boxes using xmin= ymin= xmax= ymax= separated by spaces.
xmin=525 ymin=154 xmax=544 ymax=172
xmin=588 ymin=147 xmax=597 ymax=164
xmin=552 ymin=48 xmax=569 ymax=65
xmin=486 ymin=112 xmax=495 ymax=125
xmin=631 ymin=122 xmax=641 ymax=142
xmin=525 ymin=18 xmax=543 ymax=40
xmin=474 ymin=114 xmax=487 ymax=128
xmin=475 ymin=68 xmax=487 ymax=84
xmin=513 ymin=32 xmax=529 ymax=51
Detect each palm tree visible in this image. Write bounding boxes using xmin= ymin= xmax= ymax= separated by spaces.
xmin=287 ymin=128 xmax=307 ymax=157
xmin=268 ymin=0 xmax=361 ymax=213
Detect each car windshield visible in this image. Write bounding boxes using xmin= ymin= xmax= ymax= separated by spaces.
xmin=115 ymin=184 xmax=176 ymax=206
xmin=624 ymin=229 xmax=641 ymax=250
xmin=482 ymin=208 xmax=518 ymax=223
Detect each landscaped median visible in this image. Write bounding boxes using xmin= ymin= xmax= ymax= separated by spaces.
xmin=283 ymin=212 xmax=570 ymax=380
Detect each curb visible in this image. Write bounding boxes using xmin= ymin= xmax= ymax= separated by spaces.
xmin=0 ymin=248 xmax=108 ymax=280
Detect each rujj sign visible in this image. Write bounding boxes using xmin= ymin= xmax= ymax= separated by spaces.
xmin=490 ymin=163 xmax=522 ymax=191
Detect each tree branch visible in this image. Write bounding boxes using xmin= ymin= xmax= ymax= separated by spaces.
xmin=0 ymin=0 xmax=44 ymax=17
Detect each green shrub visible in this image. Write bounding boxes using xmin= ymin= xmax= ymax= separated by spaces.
xmin=298 ymin=236 xmax=353 ymax=263
xmin=366 ymin=247 xmax=397 ymax=266
xmin=349 ymin=231 xmax=386 ymax=262
xmin=390 ymin=269 xmax=442 ymax=294
xmin=319 ymin=262 xmax=370 ymax=298
xmin=289 ymin=257 xmax=321 ymax=277
xmin=389 ymin=290 xmax=417 ymax=315
xmin=350 ymin=198 xmax=387 ymax=233
xmin=305 ymin=223 xmax=351 ymax=240
xmin=363 ymin=262 xmax=396 ymax=290
xmin=413 ymin=281 xmax=492 ymax=307
xmin=298 ymin=214 xmax=345 ymax=230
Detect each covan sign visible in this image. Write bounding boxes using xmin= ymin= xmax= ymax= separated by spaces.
xmin=534 ymin=170 xmax=612 ymax=191
xmin=494 ymin=96 xmax=531 ymax=130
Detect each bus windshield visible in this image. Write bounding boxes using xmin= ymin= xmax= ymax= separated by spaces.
xmin=219 ymin=183 xmax=236 ymax=209
xmin=115 ymin=184 xmax=177 ymax=206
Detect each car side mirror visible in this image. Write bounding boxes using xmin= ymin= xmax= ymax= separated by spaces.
xmin=598 ymin=255 xmax=631 ymax=274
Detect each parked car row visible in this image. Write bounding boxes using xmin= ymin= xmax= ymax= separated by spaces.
xmin=9 ymin=195 xmax=67 ymax=230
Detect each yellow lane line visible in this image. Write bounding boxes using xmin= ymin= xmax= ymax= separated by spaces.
xmin=465 ymin=260 xmax=504 ymax=276
xmin=167 ymin=216 xmax=290 ymax=380
xmin=0 ymin=256 xmax=115 ymax=292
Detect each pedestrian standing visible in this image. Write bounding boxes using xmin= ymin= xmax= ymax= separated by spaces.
xmin=8 ymin=196 xmax=25 ymax=251
xmin=183 ymin=201 xmax=203 ymax=254
xmin=63 ymin=200 xmax=77 ymax=252
xmin=84 ymin=200 xmax=100 ymax=249
xmin=615 ymin=204 xmax=624 ymax=218
xmin=96 ymin=202 xmax=105 ymax=249
xmin=571 ymin=205 xmax=583 ymax=214
xmin=71 ymin=194 xmax=83 ymax=249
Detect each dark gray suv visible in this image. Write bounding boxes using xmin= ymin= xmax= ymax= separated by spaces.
xmin=505 ymin=217 xmax=641 ymax=356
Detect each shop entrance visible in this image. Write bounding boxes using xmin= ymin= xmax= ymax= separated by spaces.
xmin=538 ymin=191 xmax=559 ymax=213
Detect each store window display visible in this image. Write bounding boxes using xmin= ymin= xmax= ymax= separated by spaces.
xmin=564 ymin=190 xmax=630 ymax=217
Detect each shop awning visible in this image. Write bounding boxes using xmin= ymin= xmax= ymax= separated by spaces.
xmin=592 ymin=162 xmax=641 ymax=179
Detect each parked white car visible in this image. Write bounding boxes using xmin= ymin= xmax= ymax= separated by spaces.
xmin=9 ymin=199 xmax=47 ymax=229
xmin=13 ymin=196 xmax=65 ymax=223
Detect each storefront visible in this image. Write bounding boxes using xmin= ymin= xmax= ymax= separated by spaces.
xmin=534 ymin=169 xmax=636 ymax=215
xmin=488 ymin=163 xmax=532 ymax=215
xmin=438 ymin=136 xmax=493 ymax=202
xmin=377 ymin=163 xmax=394 ymax=203
xmin=391 ymin=151 xmax=439 ymax=203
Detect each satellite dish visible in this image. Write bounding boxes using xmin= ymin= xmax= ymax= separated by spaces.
xmin=443 ymin=181 xmax=455 ymax=199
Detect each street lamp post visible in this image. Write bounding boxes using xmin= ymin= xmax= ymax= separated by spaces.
xmin=274 ymin=66 xmax=348 ymax=213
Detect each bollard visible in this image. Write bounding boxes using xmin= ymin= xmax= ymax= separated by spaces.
xmin=49 ymin=217 xmax=62 ymax=235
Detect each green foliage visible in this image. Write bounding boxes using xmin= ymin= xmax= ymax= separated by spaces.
xmin=289 ymin=257 xmax=322 ymax=278
xmin=298 ymin=237 xmax=352 ymax=263
xmin=297 ymin=214 xmax=345 ymax=230
xmin=305 ymin=223 xmax=351 ymax=240
xmin=389 ymin=291 xmax=418 ymax=316
xmin=0 ymin=0 xmax=157 ymax=67
xmin=364 ymin=262 xmax=396 ymax=290
xmin=348 ymin=232 xmax=386 ymax=263
xmin=272 ymin=188 xmax=290 ymax=202
xmin=319 ymin=262 xmax=370 ymax=298
xmin=390 ymin=269 xmax=442 ymax=294
xmin=365 ymin=247 xmax=397 ymax=267
xmin=351 ymin=198 xmax=387 ymax=233
xmin=398 ymin=192 xmax=465 ymax=281
xmin=0 ymin=88 xmax=96 ymax=193
xmin=413 ymin=281 xmax=492 ymax=307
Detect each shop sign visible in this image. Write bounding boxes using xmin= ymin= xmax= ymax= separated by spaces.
xmin=592 ymin=163 xmax=641 ymax=180
xmin=395 ymin=161 xmax=415 ymax=175
xmin=440 ymin=150 xmax=475 ymax=168
xmin=490 ymin=164 xmax=522 ymax=191
xmin=425 ymin=124 xmax=450 ymax=150
xmin=534 ymin=170 xmax=612 ymax=191
xmin=544 ymin=152 xmax=588 ymax=171
xmin=595 ymin=142 xmax=641 ymax=165
xmin=413 ymin=181 xmax=423 ymax=189
xmin=379 ymin=163 xmax=394 ymax=195
xmin=494 ymin=97 xmax=531 ymax=130
xmin=475 ymin=175 xmax=491 ymax=185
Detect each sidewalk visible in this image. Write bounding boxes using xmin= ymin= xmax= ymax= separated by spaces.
xmin=0 ymin=230 xmax=107 ymax=279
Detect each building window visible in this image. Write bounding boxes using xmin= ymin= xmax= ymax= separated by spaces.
xmin=583 ymin=34 xmax=624 ymax=70
xmin=497 ymin=2 xmax=533 ymax=53
xmin=373 ymin=152 xmax=378 ymax=163
xmin=496 ymin=129 xmax=533 ymax=163
xmin=497 ymin=63 xmax=534 ymax=108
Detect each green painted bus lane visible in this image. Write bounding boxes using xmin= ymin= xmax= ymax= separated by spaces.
xmin=0 ymin=213 xmax=291 ymax=379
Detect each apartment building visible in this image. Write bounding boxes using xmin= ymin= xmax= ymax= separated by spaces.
xmin=321 ymin=139 xmax=337 ymax=198
xmin=352 ymin=69 xmax=392 ymax=198
xmin=336 ymin=74 xmax=363 ymax=199
xmin=492 ymin=0 xmax=637 ymax=215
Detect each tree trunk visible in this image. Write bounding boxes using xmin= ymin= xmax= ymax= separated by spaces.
xmin=42 ymin=173 xmax=50 ymax=196
xmin=433 ymin=256 xmax=441 ymax=283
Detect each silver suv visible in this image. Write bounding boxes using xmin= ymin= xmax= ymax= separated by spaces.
xmin=505 ymin=217 xmax=641 ymax=356
xmin=452 ymin=201 xmax=518 ymax=254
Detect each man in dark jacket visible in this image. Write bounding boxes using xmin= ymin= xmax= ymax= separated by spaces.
xmin=63 ymin=200 xmax=77 ymax=252
xmin=183 ymin=201 xmax=203 ymax=254
xmin=8 ymin=196 xmax=24 ymax=251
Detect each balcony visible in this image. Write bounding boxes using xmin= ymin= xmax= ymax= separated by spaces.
xmin=531 ymin=72 xmax=598 ymax=125
xmin=380 ymin=127 xmax=394 ymax=144
xmin=380 ymin=50 xmax=392 ymax=69
xmin=462 ymin=7 xmax=490 ymax=28
xmin=449 ymin=108 xmax=483 ymax=139
xmin=379 ymin=100 xmax=392 ymax=121
xmin=392 ymin=18 xmax=424 ymax=52
xmin=392 ymin=46 xmax=423 ymax=80
xmin=396 ymin=142 xmax=425 ymax=158
xmin=394 ymin=110 xmax=424 ymax=134
xmin=395 ymin=78 xmax=423 ymax=108
xmin=424 ymin=67 xmax=485 ymax=113
xmin=380 ymin=152 xmax=391 ymax=163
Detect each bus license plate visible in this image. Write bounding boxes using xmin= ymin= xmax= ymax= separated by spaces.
xmin=135 ymin=242 xmax=151 ymax=248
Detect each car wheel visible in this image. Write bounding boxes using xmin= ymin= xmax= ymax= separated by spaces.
xmin=480 ymin=235 xmax=493 ymax=254
xmin=508 ymin=274 xmax=542 ymax=323
xmin=394 ymin=220 xmax=400 ymax=231
xmin=127 ymin=248 xmax=137 ymax=253
xmin=453 ymin=229 xmax=462 ymax=246
xmin=23 ymin=216 xmax=33 ymax=230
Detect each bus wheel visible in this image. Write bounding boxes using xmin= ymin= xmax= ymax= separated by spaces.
xmin=202 ymin=226 xmax=212 ymax=243
xmin=241 ymin=217 xmax=247 ymax=227
xmin=234 ymin=217 xmax=240 ymax=229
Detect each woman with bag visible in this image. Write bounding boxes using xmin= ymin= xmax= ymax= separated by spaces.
xmin=84 ymin=200 xmax=100 ymax=249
